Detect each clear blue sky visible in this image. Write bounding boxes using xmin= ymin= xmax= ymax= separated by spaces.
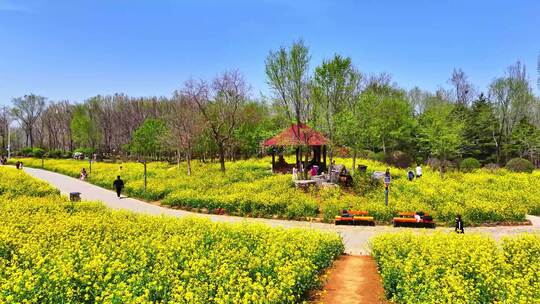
xmin=1 ymin=0 xmax=539 ymax=105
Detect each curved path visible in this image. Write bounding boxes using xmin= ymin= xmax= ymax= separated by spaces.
xmin=24 ymin=167 xmax=540 ymax=255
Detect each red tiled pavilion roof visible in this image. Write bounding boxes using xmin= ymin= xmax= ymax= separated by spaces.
xmin=263 ymin=123 xmax=328 ymax=146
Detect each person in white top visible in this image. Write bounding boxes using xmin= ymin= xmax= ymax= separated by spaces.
xmin=415 ymin=164 xmax=422 ymax=178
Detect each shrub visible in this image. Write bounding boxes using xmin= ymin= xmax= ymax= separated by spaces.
xmin=373 ymin=151 xmax=385 ymax=163
xmin=460 ymin=157 xmax=481 ymax=172
xmin=21 ymin=147 xmax=33 ymax=157
xmin=505 ymin=158 xmax=535 ymax=173
xmin=384 ymin=151 xmax=412 ymax=168
xmin=46 ymin=149 xmax=64 ymax=158
xmin=31 ymin=147 xmax=46 ymax=158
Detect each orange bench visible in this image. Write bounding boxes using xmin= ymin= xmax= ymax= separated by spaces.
xmin=335 ymin=210 xmax=375 ymax=226
xmin=393 ymin=212 xmax=435 ymax=228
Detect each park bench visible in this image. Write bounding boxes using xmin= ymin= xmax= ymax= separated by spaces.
xmin=335 ymin=210 xmax=375 ymax=226
xmin=393 ymin=211 xmax=435 ymax=228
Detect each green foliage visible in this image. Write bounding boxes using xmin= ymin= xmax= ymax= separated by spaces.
xmin=21 ymin=147 xmax=33 ymax=157
xmin=505 ymin=157 xmax=535 ymax=173
xmin=418 ymin=102 xmax=463 ymax=162
xmin=129 ymin=119 xmax=167 ymax=158
xmin=461 ymin=95 xmax=498 ymax=163
xmin=371 ymin=232 xmax=540 ymax=303
xmin=31 ymin=147 xmax=45 ymax=158
xmin=460 ymin=157 xmax=481 ymax=172
xmin=70 ymin=104 xmax=101 ymax=149
xmin=46 ymin=149 xmax=64 ymax=158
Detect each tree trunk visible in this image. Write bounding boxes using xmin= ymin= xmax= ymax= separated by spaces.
xmin=176 ymin=149 xmax=181 ymax=169
xmin=218 ymin=144 xmax=226 ymax=173
xmin=187 ymin=150 xmax=192 ymax=176
xmin=143 ymin=160 xmax=147 ymax=191
xmin=351 ymin=150 xmax=357 ymax=173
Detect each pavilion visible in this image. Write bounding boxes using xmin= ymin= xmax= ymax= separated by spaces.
xmin=263 ymin=123 xmax=329 ymax=173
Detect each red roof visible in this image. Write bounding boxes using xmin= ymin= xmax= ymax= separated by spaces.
xmin=263 ymin=123 xmax=329 ymax=146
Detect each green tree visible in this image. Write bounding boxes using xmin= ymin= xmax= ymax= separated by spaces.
xmin=70 ymin=105 xmax=101 ymax=150
xmin=508 ymin=117 xmax=540 ymax=162
xmin=418 ymin=103 xmax=463 ymax=177
xmin=129 ymin=119 xmax=166 ymax=191
xmin=312 ymin=54 xmax=360 ymax=172
xmin=461 ymin=94 xmax=498 ymax=163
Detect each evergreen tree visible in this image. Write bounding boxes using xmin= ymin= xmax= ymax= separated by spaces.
xmin=461 ymin=94 xmax=498 ymax=163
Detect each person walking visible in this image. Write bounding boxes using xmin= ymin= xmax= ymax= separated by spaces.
xmin=113 ymin=176 xmax=124 ymax=198
xmin=455 ymin=214 xmax=464 ymax=234
xmin=415 ymin=164 xmax=423 ymax=178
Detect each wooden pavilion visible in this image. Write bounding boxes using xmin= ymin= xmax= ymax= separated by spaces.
xmin=263 ymin=123 xmax=329 ymax=173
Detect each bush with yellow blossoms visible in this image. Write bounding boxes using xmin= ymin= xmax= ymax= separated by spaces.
xmin=371 ymin=232 xmax=540 ymax=303
xmin=0 ymin=167 xmax=344 ymax=303
xmin=11 ymin=157 xmax=540 ymax=225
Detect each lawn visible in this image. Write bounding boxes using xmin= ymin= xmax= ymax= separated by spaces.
xmin=11 ymin=157 xmax=540 ymax=226
xmin=0 ymin=167 xmax=343 ymax=303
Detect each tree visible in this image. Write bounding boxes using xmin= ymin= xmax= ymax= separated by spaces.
xmin=0 ymin=107 xmax=11 ymax=154
xmin=166 ymin=92 xmax=204 ymax=175
xmin=11 ymin=94 xmax=46 ymax=147
xmin=489 ymin=61 xmax=535 ymax=163
xmin=508 ymin=117 xmax=540 ymax=162
xmin=461 ymin=94 xmax=498 ymax=163
xmin=418 ymin=102 xmax=463 ymax=177
xmin=129 ymin=119 xmax=166 ymax=190
xmin=449 ymin=68 xmax=475 ymax=106
xmin=185 ymin=70 xmax=248 ymax=172
xmin=312 ymin=54 xmax=360 ymax=172
xmin=265 ymin=40 xmax=312 ymax=173
xmin=70 ymin=105 xmax=101 ymax=151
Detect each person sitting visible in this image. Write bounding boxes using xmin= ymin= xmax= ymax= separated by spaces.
xmin=407 ymin=169 xmax=415 ymax=181
xmin=414 ymin=211 xmax=424 ymax=222
xmin=15 ymin=161 xmax=20 ymax=169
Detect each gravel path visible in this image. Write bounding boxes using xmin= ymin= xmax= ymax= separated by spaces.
xmin=24 ymin=167 xmax=540 ymax=255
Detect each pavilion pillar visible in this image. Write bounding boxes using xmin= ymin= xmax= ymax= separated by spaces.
xmin=323 ymin=145 xmax=327 ymax=168
xmin=271 ymin=148 xmax=275 ymax=172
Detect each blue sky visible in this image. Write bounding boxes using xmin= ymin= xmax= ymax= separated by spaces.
xmin=0 ymin=0 xmax=539 ymax=104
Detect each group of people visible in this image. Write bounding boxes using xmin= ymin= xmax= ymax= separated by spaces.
xmin=406 ymin=164 xmax=423 ymax=181
xmin=15 ymin=161 xmax=23 ymax=169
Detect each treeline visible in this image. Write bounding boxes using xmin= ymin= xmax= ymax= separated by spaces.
xmin=1 ymin=41 xmax=539 ymax=171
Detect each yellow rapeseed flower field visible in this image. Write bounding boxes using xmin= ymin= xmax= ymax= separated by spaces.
xmin=0 ymin=167 xmax=344 ymax=303
xmin=10 ymin=157 xmax=540 ymax=225
xmin=371 ymin=232 xmax=540 ymax=303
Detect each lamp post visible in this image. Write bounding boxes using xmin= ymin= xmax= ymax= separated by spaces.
xmin=384 ymin=169 xmax=391 ymax=206
xmin=7 ymin=125 xmax=10 ymax=159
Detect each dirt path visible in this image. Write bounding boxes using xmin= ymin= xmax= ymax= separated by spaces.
xmin=314 ymin=255 xmax=386 ymax=304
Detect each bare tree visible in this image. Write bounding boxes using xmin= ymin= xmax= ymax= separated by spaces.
xmin=166 ymin=92 xmax=204 ymax=175
xmin=489 ymin=61 xmax=535 ymax=163
xmin=11 ymin=94 xmax=46 ymax=147
xmin=185 ymin=70 xmax=248 ymax=172
xmin=449 ymin=68 xmax=475 ymax=106
xmin=265 ymin=40 xmax=312 ymax=172
xmin=0 ymin=106 xmax=11 ymax=153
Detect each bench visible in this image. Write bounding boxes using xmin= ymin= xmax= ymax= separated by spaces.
xmin=335 ymin=210 xmax=375 ymax=226
xmin=393 ymin=211 xmax=435 ymax=228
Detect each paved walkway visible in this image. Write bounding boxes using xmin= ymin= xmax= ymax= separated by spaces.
xmin=24 ymin=167 xmax=540 ymax=255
